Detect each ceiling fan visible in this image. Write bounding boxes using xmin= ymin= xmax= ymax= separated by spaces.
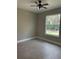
xmin=31 ymin=0 xmax=48 ymax=9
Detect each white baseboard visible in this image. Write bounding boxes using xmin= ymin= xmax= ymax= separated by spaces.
xmin=17 ymin=36 xmax=61 ymax=46
xmin=36 ymin=36 xmax=61 ymax=46
xmin=17 ymin=37 xmax=35 ymax=43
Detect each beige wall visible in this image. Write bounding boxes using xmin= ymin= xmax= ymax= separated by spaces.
xmin=36 ymin=8 xmax=61 ymax=43
xmin=17 ymin=8 xmax=61 ymax=43
xmin=17 ymin=8 xmax=37 ymax=41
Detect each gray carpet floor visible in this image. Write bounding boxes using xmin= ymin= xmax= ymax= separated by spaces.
xmin=17 ymin=39 xmax=61 ymax=59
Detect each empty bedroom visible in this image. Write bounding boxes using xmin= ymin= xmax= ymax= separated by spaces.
xmin=17 ymin=0 xmax=61 ymax=59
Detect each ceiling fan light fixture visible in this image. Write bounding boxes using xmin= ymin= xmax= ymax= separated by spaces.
xmin=31 ymin=0 xmax=48 ymax=9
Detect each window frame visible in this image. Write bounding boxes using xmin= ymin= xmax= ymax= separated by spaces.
xmin=45 ymin=13 xmax=61 ymax=37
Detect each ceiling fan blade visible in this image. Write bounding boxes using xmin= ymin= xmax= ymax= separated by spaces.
xmin=43 ymin=7 xmax=47 ymax=9
xmin=43 ymin=3 xmax=48 ymax=6
xmin=34 ymin=1 xmax=38 ymax=4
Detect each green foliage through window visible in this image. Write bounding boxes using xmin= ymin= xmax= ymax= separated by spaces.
xmin=45 ymin=14 xmax=60 ymax=36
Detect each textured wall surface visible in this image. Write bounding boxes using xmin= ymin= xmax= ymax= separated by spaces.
xmin=17 ymin=8 xmax=37 ymax=41
xmin=36 ymin=8 xmax=61 ymax=43
xmin=17 ymin=8 xmax=61 ymax=43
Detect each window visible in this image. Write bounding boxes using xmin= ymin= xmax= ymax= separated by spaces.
xmin=45 ymin=14 xmax=60 ymax=37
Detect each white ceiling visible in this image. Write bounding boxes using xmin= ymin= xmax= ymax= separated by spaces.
xmin=17 ymin=0 xmax=61 ymax=13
